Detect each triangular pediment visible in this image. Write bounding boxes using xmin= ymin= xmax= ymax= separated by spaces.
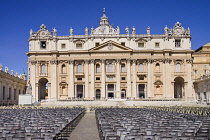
xmin=89 ymin=40 xmax=132 ymax=52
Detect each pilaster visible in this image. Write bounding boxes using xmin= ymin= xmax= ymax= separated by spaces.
xmin=50 ymin=60 xmax=58 ymax=100
xmin=101 ymin=59 xmax=106 ymax=98
xmin=186 ymin=59 xmax=194 ymax=100
xmin=116 ymin=59 xmax=121 ymax=98
xmin=69 ymin=60 xmax=74 ymax=98
xmin=90 ymin=59 xmax=95 ymax=99
xmin=126 ymin=59 xmax=131 ymax=98
xmin=147 ymin=59 xmax=153 ymax=98
xmin=132 ymin=59 xmax=137 ymax=98
xmin=30 ymin=61 xmax=37 ymax=102
xmin=85 ymin=59 xmax=89 ymax=98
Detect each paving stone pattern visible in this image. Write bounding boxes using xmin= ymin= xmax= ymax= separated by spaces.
xmin=68 ymin=113 xmax=100 ymax=140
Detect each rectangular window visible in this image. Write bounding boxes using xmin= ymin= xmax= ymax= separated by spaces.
xmin=76 ymin=43 xmax=83 ymax=49
xmin=3 ymin=87 xmax=5 ymax=100
xmin=40 ymin=41 xmax=46 ymax=49
xmin=121 ymin=42 xmax=125 ymax=46
xmin=96 ymin=77 xmax=100 ymax=80
xmin=9 ymin=88 xmax=11 ymax=100
xmin=121 ymin=77 xmax=126 ymax=80
xmin=155 ymin=42 xmax=160 ymax=48
xmin=108 ymin=63 xmax=113 ymax=72
xmin=61 ymin=44 xmax=66 ymax=49
xmin=175 ymin=40 xmax=181 ymax=47
xmin=77 ymin=64 xmax=83 ymax=73
xmin=95 ymin=42 xmax=100 ymax=47
xmin=138 ymin=43 xmax=144 ymax=48
xmin=41 ymin=64 xmax=47 ymax=74
xmin=139 ymin=76 xmax=144 ymax=80
xmin=77 ymin=78 xmax=82 ymax=81
xmin=14 ymin=89 xmax=16 ymax=100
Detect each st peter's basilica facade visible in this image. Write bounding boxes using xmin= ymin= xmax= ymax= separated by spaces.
xmin=27 ymin=10 xmax=194 ymax=102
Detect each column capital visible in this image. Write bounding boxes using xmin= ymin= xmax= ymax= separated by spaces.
xmin=116 ymin=59 xmax=121 ymax=63
xmin=163 ymin=58 xmax=172 ymax=64
xmin=131 ymin=59 xmax=137 ymax=64
xmin=126 ymin=59 xmax=131 ymax=63
xmin=29 ymin=60 xmax=37 ymax=65
xmin=68 ymin=59 xmax=74 ymax=64
xmin=186 ymin=58 xmax=193 ymax=64
xmin=100 ymin=59 xmax=106 ymax=63
xmin=147 ymin=59 xmax=154 ymax=63
xmin=84 ymin=59 xmax=89 ymax=64
xmin=50 ymin=60 xmax=58 ymax=65
xmin=90 ymin=59 xmax=95 ymax=64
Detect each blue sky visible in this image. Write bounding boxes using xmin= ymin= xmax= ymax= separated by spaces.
xmin=0 ymin=0 xmax=210 ymax=77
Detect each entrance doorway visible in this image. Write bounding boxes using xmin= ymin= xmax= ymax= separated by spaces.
xmin=174 ymin=77 xmax=184 ymax=98
xmin=138 ymin=84 xmax=145 ymax=98
xmin=107 ymin=84 xmax=114 ymax=98
xmin=76 ymin=85 xmax=83 ymax=98
xmin=121 ymin=89 xmax=126 ymax=99
xmin=38 ymin=78 xmax=48 ymax=101
xmin=96 ymin=89 xmax=101 ymax=100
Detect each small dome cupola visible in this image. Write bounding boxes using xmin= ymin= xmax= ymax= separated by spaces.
xmin=100 ymin=8 xmax=109 ymax=25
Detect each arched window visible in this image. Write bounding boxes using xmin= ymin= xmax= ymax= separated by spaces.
xmin=155 ymin=63 xmax=160 ymax=72
xmin=96 ymin=64 xmax=100 ymax=73
xmin=108 ymin=63 xmax=113 ymax=72
xmin=41 ymin=64 xmax=46 ymax=74
xmin=176 ymin=63 xmax=181 ymax=72
xmin=77 ymin=64 xmax=82 ymax=73
xmin=61 ymin=64 xmax=66 ymax=74
xmin=139 ymin=63 xmax=144 ymax=72
xmin=121 ymin=64 xmax=125 ymax=72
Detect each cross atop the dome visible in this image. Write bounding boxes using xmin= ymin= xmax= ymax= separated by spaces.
xmin=103 ymin=8 xmax=106 ymax=14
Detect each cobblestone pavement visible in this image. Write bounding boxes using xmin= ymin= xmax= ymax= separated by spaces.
xmin=68 ymin=113 xmax=100 ymax=140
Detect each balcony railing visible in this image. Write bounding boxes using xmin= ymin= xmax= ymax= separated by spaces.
xmin=137 ymin=72 xmax=147 ymax=75
xmin=39 ymin=73 xmax=48 ymax=76
xmin=174 ymin=72 xmax=185 ymax=76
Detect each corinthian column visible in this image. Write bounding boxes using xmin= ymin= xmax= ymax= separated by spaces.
xmin=126 ymin=59 xmax=131 ymax=98
xmin=147 ymin=59 xmax=153 ymax=98
xmin=186 ymin=59 xmax=193 ymax=100
xmin=132 ymin=59 xmax=137 ymax=98
xmin=116 ymin=59 xmax=121 ymax=98
xmin=50 ymin=60 xmax=58 ymax=100
xmin=90 ymin=59 xmax=95 ymax=99
xmin=101 ymin=59 xmax=106 ymax=99
xmin=68 ymin=60 xmax=74 ymax=98
xmin=84 ymin=59 xmax=89 ymax=99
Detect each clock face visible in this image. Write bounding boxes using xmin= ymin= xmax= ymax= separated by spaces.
xmin=40 ymin=31 xmax=47 ymax=37
xmin=174 ymin=28 xmax=182 ymax=35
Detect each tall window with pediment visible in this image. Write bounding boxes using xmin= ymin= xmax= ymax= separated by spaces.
xmin=176 ymin=63 xmax=181 ymax=72
xmin=41 ymin=64 xmax=47 ymax=74
xmin=139 ymin=63 xmax=144 ymax=72
xmin=96 ymin=64 xmax=100 ymax=73
xmin=77 ymin=64 xmax=83 ymax=73
xmin=108 ymin=63 xmax=113 ymax=72
xmin=121 ymin=64 xmax=126 ymax=72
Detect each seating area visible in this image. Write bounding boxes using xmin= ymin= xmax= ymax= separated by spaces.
xmin=96 ymin=108 xmax=210 ymax=140
xmin=0 ymin=106 xmax=85 ymax=140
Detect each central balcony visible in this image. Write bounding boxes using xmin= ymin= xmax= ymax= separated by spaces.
xmin=137 ymin=72 xmax=147 ymax=76
xmin=75 ymin=72 xmax=84 ymax=77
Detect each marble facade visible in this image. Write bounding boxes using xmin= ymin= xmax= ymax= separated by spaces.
xmin=27 ymin=10 xmax=194 ymax=102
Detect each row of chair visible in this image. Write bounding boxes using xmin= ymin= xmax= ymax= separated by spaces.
xmin=95 ymin=108 xmax=210 ymax=140
xmin=0 ymin=107 xmax=85 ymax=140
